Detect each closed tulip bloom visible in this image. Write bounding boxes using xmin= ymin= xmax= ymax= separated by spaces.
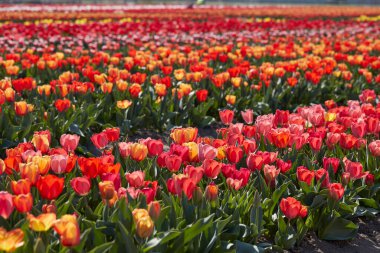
xmin=263 ymin=164 xmax=280 ymax=183
xmin=91 ymin=132 xmax=109 ymax=150
xmin=36 ymin=175 xmax=64 ymax=200
xmin=136 ymin=216 xmax=154 ymax=238
xmin=103 ymin=127 xmax=120 ymax=142
xmin=125 ymin=171 xmax=145 ymax=188
xmin=241 ymin=109 xmax=254 ymax=124
xmin=170 ymin=127 xmax=198 ymax=144
xmin=165 ymin=154 xmax=182 ymax=172
xmin=14 ymin=101 xmax=28 ymax=116
xmin=27 ymin=213 xmax=56 ymax=232
xmin=11 ymin=179 xmax=31 ymax=195
xmin=205 ymin=183 xmax=218 ymax=201
xmin=70 ymin=177 xmax=91 ymax=196
xmin=270 ymin=128 xmax=290 ymax=148
xmin=145 ymin=139 xmax=164 ymax=156
xmin=13 ymin=193 xmax=33 ymax=213
xmin=20 ymin=162 xmax=40 ymax=185
xmin=130 ymin=143 xmax=148 ymax=162
xmin=279 ymin=197 xmax=307 ymax=220
xmin=296 ymin=166 xmax=314 ymax=186
xmin=198 ymin=143 xmax=217 ymax=161
xmin=148 ymin=201 xmax=161 ymax=221
xmin=32 ymin=156 xmax=51 ymax=175
xmin=247 ymin=153 xmax=264 ymax=171
xmin=132 ymin=208 xmax=150 ymax=224
xmin=99 ymin=181 xmax=115 ymax=200
xmin=54 ymin=214 xmax=80 ymax=247
xmin=219 ymin=109 xmax=234 ymax=125
xmin=0 ymin=191 xmax=14 ymax=219
xmin=78 ymin=157 xmax=99 ymax=178
xmin=60 ymin=134 xmax=80 ymax=152
xmin=182 ymin=142 xmax=199 ymax=162
xmin=369 ymin=140 xmax=380 ymax=157
xmin=50 ymin=155 xmax=67 ymax=174
xmin=226 ymin=178 xmax=243 ymax=190
xmin=226 ymin=146 xmax=243 ymax=163
xmin=118 ymin=142 xmax=131 ymax=158
xmin=0 ymin=228 xmax=24 ymax=252
xmin=32 ymin=131 xmax=50 ymax=154
xmin=203 ymin=159 xmax=222 ymax=179
xmin=328 ymin=183 xmax=345 ymax=201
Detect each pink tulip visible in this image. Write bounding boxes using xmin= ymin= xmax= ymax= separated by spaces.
xmin=241 ymin=109 xmax=253 ymax=124
xmin=60 ymin=134 xmax=80 ymax=152
xmin=0 ymin=191 xmax=14 ymax=219
xmin=50 ymin=155 xmax=68 ymax=174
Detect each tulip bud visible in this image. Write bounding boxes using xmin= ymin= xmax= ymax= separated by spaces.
xmin=205 ymin=183 xmax=218 ymax=202
xmin=42 ymin=201 xmax=57 ymax=213
xmin=341 ymin=172 xmax=351 ymax=185
xmin=148 ymin=201 xmax=161 ymax=221
xmin=365 ymin=174 xmax=375 ymax=186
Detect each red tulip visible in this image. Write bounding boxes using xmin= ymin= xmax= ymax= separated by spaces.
xmin=54 ymin=99 xmax=71 ymax=112
xmin=247 ymin=153 xmax=264 ymax=171
xmin=274 ymin=109 xmax=289 ymax=126
xmin=340 ymin=133 xmax=357 ymax=150
xmin=203 ymin=159 xmax=222 ymax=179
xmin=91 ymin=132 xmax=109 ymax=149
xmin=270 ymin=128 xmax=290 ymax=148
xmin=145 ymin=139 xmax=164 ymax=156
xmin=276 ymin=159 xmax=292 ymax=173
xmin=296 ymin=166 xmax=314 ymax=185
xmin=205 ymin=183 xmax=218 ymax=201
xmin=279 ymin=197 xmax=307 ymax=220
xmin=36 ymin=175 xmax=64 ymax=200
xmin=328 ymin=183 xmax=344 ymax=201
xmin=226 ymin=146 xmax=243 ymax=163
xmin=165 ymin=154 xmax=182 ymax=172
xmin=219 ymin=109 xmax=234 ymax=125
xmin=0 ymin=191 xmax=14 ymax=219
xmin=323 ymin=157 xmax=340 ymax=173
xmin=315 ymin=168 xmax=330 ymax=188
xmin=196 ymin=89 xmax=208 ymax=102
xmin=70 ymin=177 xmax=91 ymax=196
xmin=78 ymin=157 xmax=99 ymax=178
xmin=351 ymin=120 xmax=366 ymax=138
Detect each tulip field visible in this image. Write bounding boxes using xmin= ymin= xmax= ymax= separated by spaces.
xmin=1 ymin=4 xmax=380 ymax=252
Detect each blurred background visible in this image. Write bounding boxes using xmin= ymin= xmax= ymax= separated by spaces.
xmin=1 ymin=0 xmax=379 ymax=5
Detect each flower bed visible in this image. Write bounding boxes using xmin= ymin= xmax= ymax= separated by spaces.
xmin=0 ymin=5 xmax=379 ymax=253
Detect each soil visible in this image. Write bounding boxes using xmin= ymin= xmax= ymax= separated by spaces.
xmin=290 ymin=216 xmax=380 ymax=253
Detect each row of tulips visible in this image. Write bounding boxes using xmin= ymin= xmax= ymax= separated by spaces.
xmin=0 ymin=88 xmax=379 ymax=252
xmin=1 ymin=16 xmax=380 ymax=142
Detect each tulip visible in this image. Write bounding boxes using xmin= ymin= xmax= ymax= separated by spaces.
xmin=170 ymin=127 xmax=198 ymax=144
xmin=226 ymin=178 xmax=243 ymax=190
xmin=13 ymin=193 xmax=33 ymax=213
xmin=203 ymin=159 xmax=222 ymax=179
xmin=219 ymin=109 xmax=234 ymax=125
xmin=148 ymin=201 xmax=161 ymax=221
xmin=91 ymin=132 xmax=109 ymax=150
xmin=101 ymin=173 xmax=121 ymax=191
xmin=70 ymin=177 xmax=91 ymax=196
xmin=32 ymin=155 xmax=51 ymax=175
xmin=11 ymin=179 xmax=31 ymax=195
xmin=328 ymin=183 xmax=344 ymax=201
xmin=136 ymin=216 xmax=154 ymax=238
xmin=184 ymin=165 xmax=204 ymax=184
xmin=247 ymin=153 xmax=264 ymax=171
xmin=241 ymin=109 xmax=254 ymax=124
xmin=198 ymin=143 xmax=217 ymax=161
xmin=296 ymin=166 xmax=314 ymax=186
xmin=132 ymin=208 xmax=150 ymax=224
xmin=205 ymin=183 xmax=218 ymax=201
xmin=145 ymin=139 xmax=164 ymax=156
xmin=270 ymin=128 xmax=290 ymax=148
xmin=60 ymin=134 xmax=80 ymax=152
xmin=365 ymin=174 xmax=375 ymax=186
xmin=274 ymin=110 xmax=289 ymax=127
xmin=342 ymin=172 xmax=351 ymax=185
xmin=14 ymin=101 xmax=28 ymax=116
xmin=54 ymin=99 xmax=71 ymax=112
xmin=369 ymin=140 xmax=380 ymax=157
xmin=118 ymin=142 xmax=131 ymax=158
xmin=279 ymin=197 xmax=307 ymax=220
xmin=0 ymin=192 xmax=14 ymax=219
xmin=32 ymin=131 xmax=50 ymax=154
xmin=36 ymin=175 xmax=64 ymax=200
xmin=125 ymin=171 xmax=145 ymax=188
xmin=117 ymin=99 xmax=132 ymax=109
xmin=50 ymin=154 xmax=67 ymax=174
xmin=99 ymin=181 xmax=115 ymax=200
xmin=276 ymin=159 xmax=292 ymax=173
xmin=54 ymin=214 xmax=80 ymax=247
xmin=130 ymin=143 xmax=148 ymax=162
xmin=165 ymin=154 xmax=182 ymax=172
xmin=315 ymin=168 xmax=330 ymax=188
xmin=0 ymin=158 xmax=5 ymax=174
xmin=263 ymin=164 xmax=280 ymax=183
xmin=196 ymin=89 xmax=208 ymax=102
xmin=78 ymin=157 xmax=99 ymax=178
xmin=19 ymin=162 xmax=40 ymax=185
xmin=103 ymin=127 xmax=120 ymax=142
xmin=0 ymin=228 xmax=24 ymax=252
xmin=27 ymin=213 xmax=56 ymax=232
xmin=339 ymin=133 xmax=357 ymax=150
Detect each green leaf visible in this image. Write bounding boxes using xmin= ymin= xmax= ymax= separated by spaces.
xmin=235 ymin=240 xmax=263 ymax=253
xmin=318 ymin=216 xmax=358 ymax=240
xmin=88 ymin=241 xmax=114 ymax=253
xmin=143 ymin=231 xmax=181 ymax=252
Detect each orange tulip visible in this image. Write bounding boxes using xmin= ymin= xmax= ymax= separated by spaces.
xmin=130 ymin=143 xmax=148 ymax=162
xmin=14 ymin=101 xmax=28 ymax=116
xmin=0 ymin=228 xmax=24 ymax=252
xmin=170 ymin=127 xmax=198 ymax=144
xmin=32 ymin=132 xmax=50 ymax=154
xmin=54 ymin=214 xmax=80 ymax=247
xmin=11 ymin=179 xmax=31 ymax=195
xmin=20 ymin=162 xmax=40 ymax=185
xmin=136 ymin=216 xmax=154 ymax=238
xmin=99 ymin=181 xmax=115 ymax=200
xmin=27 ymin=213 xmax=56 ymax=232
xmin=116 ymin=100 xmax=132 ymax=109
xmin=132 ymin=208 xmax=149 ymax=224
xmin=13 ymin=193 xmax=33 ymax=213
xmin=31 ymin=156 xmax=51 ymax=175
